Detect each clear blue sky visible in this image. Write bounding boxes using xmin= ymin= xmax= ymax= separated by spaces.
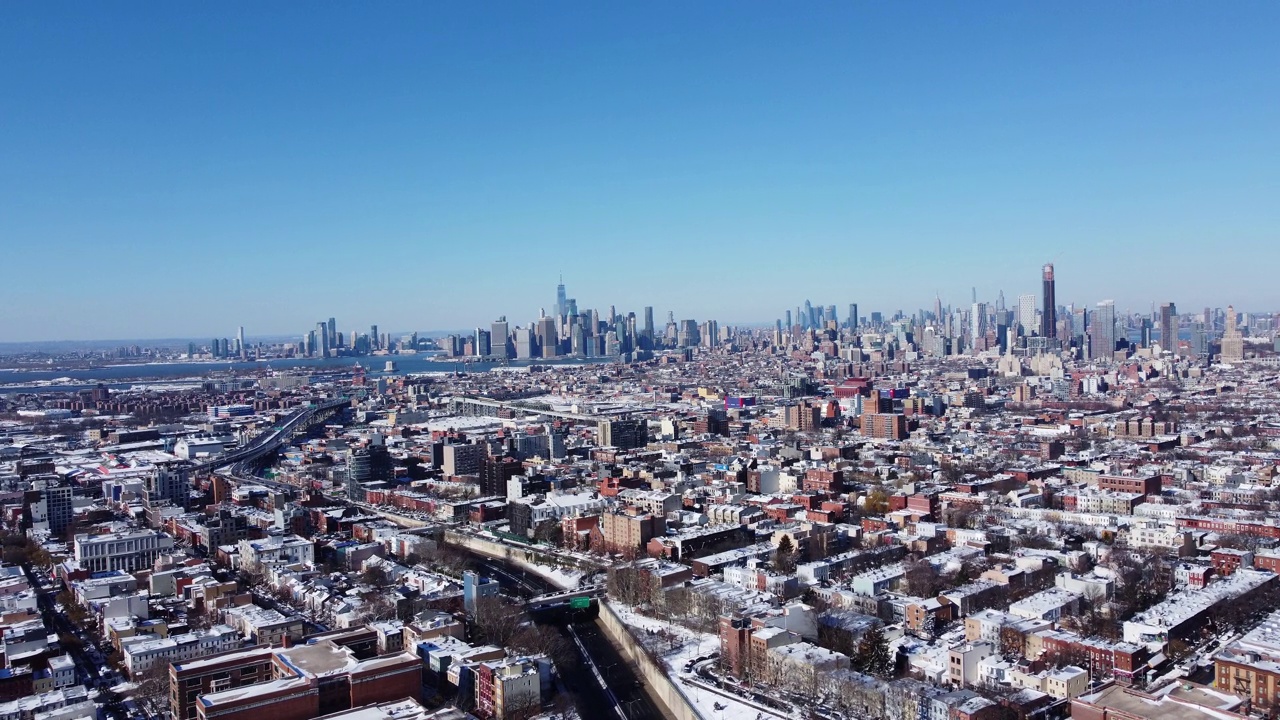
xmin=3 ymin=3 xmax=1278 ymax=341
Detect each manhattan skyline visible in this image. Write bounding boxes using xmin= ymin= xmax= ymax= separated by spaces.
xmin=3 ymin=3 xmax=1279 ymax=341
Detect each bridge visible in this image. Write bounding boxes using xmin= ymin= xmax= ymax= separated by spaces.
xmin=446 ymin=395 xmax=632 ymax=423
xmin=192 ymin=396 xmax=349 ymax=476
xmin=525 ymin=583 xmax=607 ymax=610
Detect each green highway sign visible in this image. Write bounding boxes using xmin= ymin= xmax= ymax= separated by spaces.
xmin=570 ymin=597 xmax=591 ymax=610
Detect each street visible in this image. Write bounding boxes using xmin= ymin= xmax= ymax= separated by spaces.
xmin=21 ymin=563 xmax=131 ymax=720
xmin=465 ymin=557 xmax=663 ymax=720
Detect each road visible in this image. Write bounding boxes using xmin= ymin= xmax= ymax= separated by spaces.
xmin=466 ymin=557 xmax=664 ymax=720
xmin=192 ymin=396 xmax=348 ymax=475
xmin=567 ymin=619 xmax=664 ymax=720
xmin=22 ymin=564 xmax=129 ymax=720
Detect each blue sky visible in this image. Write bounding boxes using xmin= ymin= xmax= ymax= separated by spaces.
xmin=2 ymin=3 xmax=1278 ymax=341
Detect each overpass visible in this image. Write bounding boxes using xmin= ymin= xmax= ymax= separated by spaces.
xmin=446 ymin=395 xmax=598 ymax=422
xmin=524 ymin=583 xmax=607 ymax=610
xmin=192 ymin=396 xmax=349 ymax=476
xmin=446 ymin=395 xmax=639 ymax=423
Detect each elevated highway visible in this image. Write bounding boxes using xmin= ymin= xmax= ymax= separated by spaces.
xmin=195 ymin=396 xmax=349 ymax=492
xmin=445 ymin=395 xmax=636 ymax=423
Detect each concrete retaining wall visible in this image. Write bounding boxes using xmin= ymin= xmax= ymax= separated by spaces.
xmin=440 ymin=530 xmax=704 ymax=720
xmin=442 ymin=530 xmax=583 ymax=590
xmin=595 ymin=601 xmax=706 ymax=720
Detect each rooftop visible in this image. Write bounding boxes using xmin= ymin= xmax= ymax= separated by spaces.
xmin=276 ymin=639 xmax=358 ymax=678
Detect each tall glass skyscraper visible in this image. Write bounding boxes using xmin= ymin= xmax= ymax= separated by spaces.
xmin=1040 ymin=264 xmax=1056 ymax=337
xmin=1091 ymin=300 xmax=1116 ymax=361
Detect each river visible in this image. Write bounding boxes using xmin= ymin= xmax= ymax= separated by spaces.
xmin=0 ymin=354 xmax=618 ymax=395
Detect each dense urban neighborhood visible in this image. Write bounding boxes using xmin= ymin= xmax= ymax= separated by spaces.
xmin=3 ymin=295 xmax=1280 ymax=720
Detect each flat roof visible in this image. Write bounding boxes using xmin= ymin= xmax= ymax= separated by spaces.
xmin=275 ymin=640 xmax=357 ymax=678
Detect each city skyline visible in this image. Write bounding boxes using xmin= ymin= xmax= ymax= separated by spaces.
xmin=4 ymin=4 xmax=1280 ymax=341
xmin=0 ymin=268 xmax=1269 ymax=348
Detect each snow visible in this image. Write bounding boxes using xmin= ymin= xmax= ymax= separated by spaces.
xmin=526 ymin=562 xmax=585 ymax=591
xmin=611 ymin=605 xmax=789 ymax=720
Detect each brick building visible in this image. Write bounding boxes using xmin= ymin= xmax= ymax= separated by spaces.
xmin=171 ymin=647 xmax=277 ymax=720
xmin=861 ymin=413 xmax=908 ymax=440
xmin=177 ymin=633 xmax=422 ymax=720
xmin=598 ymin=511 xmax=666 ymax=554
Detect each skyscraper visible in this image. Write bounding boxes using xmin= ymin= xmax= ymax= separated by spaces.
xmin=1017 ymin=294 xmax=1036 ymax=335
xmin=848 ymin=304 xmax=858 ymax=330
xmin=1090 ymin=301 xmax=1116 ymax=361
xmin=1221 ymin=305 xmax=1244 ymax=361
xmin=327 ymin=317 xmax=337 ymax=346
xmin=643 ymin=306 xmax=654 ymax=349
xmin=491 ymin=317 xmax=511 ymax=359
xmin=555 ymin=277 xmax=567 ymax=319
xmin=237 ymin=326 xmax=246 ymax=359
xmin=317 ymin=321 xmax=330 ymax=357
xmin=970 ymin=302 xmax=987 ymax=346
xmin=515 ymin=326 xmax=533 ymax=359
xmin=1040 ymin=264 xmax=1056 ymax=338
xmin=537 ymin=315 xmax=558 ymax=357
xmin=474 ymin=328 xmax=491 ymax=358
xmin=370 ymin=325 xmax=379 ymax=351
xmin=1158 ymin=303 xmax=1177 ymax=354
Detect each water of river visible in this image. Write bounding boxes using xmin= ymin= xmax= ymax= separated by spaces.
xmin=0 ymin=354 xmax=616 ymax=395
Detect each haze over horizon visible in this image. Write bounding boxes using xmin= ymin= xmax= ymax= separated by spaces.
xmin=3 ymin=3 xmax=1278 ymax=342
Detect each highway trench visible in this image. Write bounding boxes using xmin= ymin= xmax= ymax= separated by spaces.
xmin=466 ymin=556 xmax=667 ymax=720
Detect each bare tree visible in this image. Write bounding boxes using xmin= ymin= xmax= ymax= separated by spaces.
xmin=132 ymin=662 xmax=172 ymax=717
xmin=471 ymin=596 xmax=523 ymax=647
xmin=510 ymin=623 xmax=578 ymax=676
xmin=903 ymin=558 xmax=943 ymax=598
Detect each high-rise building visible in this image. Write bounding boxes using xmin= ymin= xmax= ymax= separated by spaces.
xmin=1090 ymin=300 xmax=1116 ymax=361
xmin=642 ymin=306 xmax=654 ymax=350
xmin=555 ymin=278 xmax=567 ymax=319
xmin=1040 ymin=264 xmax=1057 ymax=338
xmin=1221 ymin=305 xmax=1245 ymax=361
xmin=598 ymin=419 xmax=648 ymax=450
xmin=316 ymin=322 xmax=330 ymax=357
xmin=147 ymin=461 xmax=191 ymax=508
xmin=678 ymin=319 xmax=699 ymax=348
xmin=537 ymin=316 xmax=558 ymax=357
xmin=327 ymin=317 xmax=336 ymax=346
xmin=491 ymin=317 xmax=511 ymax=359
xmin=848 ymin=304 xmax=858 ymax=330
xmin=474 ymin=329 xmax=491 ymax=358
xmin=514 ymin=326 xmax=533 ymax=360
xmin=970 ymin=303 xmax=987 ymax=346
xmin=370 ymin=325 xmax=379 ymax=351
xmin=1190 ymin=321 xmax=1209 ymax=358
xmin=1159 ymin=303 xmax=1177 ymax=354
xmin=1017 ymin=294 xmax=1036 ymax=335
xmin=237 ymin=326 xmax=246 ymax=359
